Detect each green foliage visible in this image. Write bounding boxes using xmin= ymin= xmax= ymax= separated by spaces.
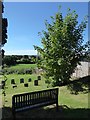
xmin=3 ymin=55 xmax=37 ymax=65
xmin=34 ymin=7 xmax=89 ymax=86
xmin=2 ymin=2 xmax=8 ymax=46
xmin=1 ymin=2 xmax=8 ymax=107
xmin=1 ymin=2 xmax=8 ymax=55
xmin=2 ymin=75 xmax=8 ymax=107
xmin=2 ymin=18 xmax=8 ymax=45
xmin=3 ymin=55 xmax=17 ymax=66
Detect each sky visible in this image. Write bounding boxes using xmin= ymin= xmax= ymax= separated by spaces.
xmin=3 ymin=2 xmax=88 ymax=55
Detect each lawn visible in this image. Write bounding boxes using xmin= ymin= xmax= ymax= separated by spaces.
xmin=7 ymin=64 xmax=37 ymax=70
xmin=1 ymin=64 xmax=89 ymax=119
xmin=2 ymin=74 xmax=88 ymax=109
xmin=2 ymin=74 xmax=48 ymax=107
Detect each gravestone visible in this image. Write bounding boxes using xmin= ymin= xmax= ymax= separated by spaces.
xmin=13 ymin=85 xmax=17 ymax=88
xmin=11 ymin=79 xmax=15 ymax=84
xmin=37 ymin=76 xmax=41 ymax=80
xmin=34 ymin=80 xmax=38 ymax=86
xmin=24 ymin=83 xmax=28 ymax=87
xmin=1 ymin=80 xmax=5 ymax=86
xmin=28 ymin=78 xmax=31 ymax=82
xmin=1 ymin=80 xmax=5 ymax=84
xmin=1 ymin=80 xmax=5 ymax=89
xmin=20 ymin=78 xmax=24 ymax=83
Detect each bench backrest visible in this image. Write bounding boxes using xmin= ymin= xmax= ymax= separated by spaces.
xmin=12 ymin=88 xmax=58 ymax=112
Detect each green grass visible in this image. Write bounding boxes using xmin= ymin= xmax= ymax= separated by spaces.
xmin=1 ymin=74 xmax=89 ymax=119
xmin=6 ymin=64 xmax=37 ymax=70
xmin=1 ymin=64 xmax=89 ymax=119
xmin=2 ymin=74 xmax=88 ymax=109
xmin=2 ymin=74 xmax=48 ymax=107
xmin=59 ymin=86 xmax=88 ymax=108
xmin=5 ymin=74 xmax=37 ymax=86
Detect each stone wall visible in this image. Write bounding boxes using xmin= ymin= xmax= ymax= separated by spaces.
xmin=72 ymin=62 xmax=90 ymax=78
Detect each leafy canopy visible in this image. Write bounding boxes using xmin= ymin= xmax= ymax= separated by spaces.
xmin=34 ymin=7 xmax=89 ymax=86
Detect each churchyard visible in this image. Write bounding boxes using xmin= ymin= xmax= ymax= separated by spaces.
xmin=0 ymin=64 xmax=89 ymax=119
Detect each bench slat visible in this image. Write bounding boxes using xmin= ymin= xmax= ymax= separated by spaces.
xmin=12 ymin=88 xmax=59 ymax=119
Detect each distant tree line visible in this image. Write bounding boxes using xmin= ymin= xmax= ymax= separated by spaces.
xmin=3 ymin=55 xmax=40 ymax=66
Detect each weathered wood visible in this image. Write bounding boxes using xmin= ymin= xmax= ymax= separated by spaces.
xmin=12 ymin=88 xmax=59 ymax=119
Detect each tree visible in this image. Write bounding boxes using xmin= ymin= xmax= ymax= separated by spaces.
xmin=1 ymin=1 xmax=8 ymax=107
xmin=2 ymin=2 xmax=8 ymax=46
xmin=1 ymin=2 xmax=8 ymax=61
xmin=34 ymin=7 xmax=89 ymax=87
xmin=31 ymin=55 xmax=37 ymax=64
xmin=3 ymin=55 xmax=17 ymax=66
xmin=23 ymin=55 xmax=29 ymax=59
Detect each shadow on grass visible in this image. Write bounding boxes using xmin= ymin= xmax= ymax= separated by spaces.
xmin=66 ymin=75 xmax=90 ymax=95
xmin=1 ymin=105 xmax=90 ymax=120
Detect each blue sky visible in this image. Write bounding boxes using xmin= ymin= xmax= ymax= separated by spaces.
xmin=3 ymin=2 xmax=88 ymax=55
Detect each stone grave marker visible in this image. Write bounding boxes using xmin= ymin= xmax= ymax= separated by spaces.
xmin=20 ymin=78 xmax=24 ymax=83
xmin=1 ymin=80 xmax=5 ymax=84
xmin=28 ymin=78 xmax=31 ymax=82
xmin=13 ymin=85 xmax=17 ymax=88
xmin=24 ymin=83 xmax=28 ymax=87
xmin=11 ymin=79 xmax=15 ymax=84
xmin=34 ymin=80 xmax=38 ymax=86
xmin=37 ymin=76 xmax=41 ymax=80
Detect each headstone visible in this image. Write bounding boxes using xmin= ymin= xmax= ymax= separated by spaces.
xmin=37 ymin=76 xmax=41 ymax=80
xmin=1 ymin=81 xmax=5 ymax=89
xmin=34 ymin=80 xmax=38 ymax=86
xmin=28 ymin=78 xmax=31 ymax=82
xmin=13 ymin=85 xmax=17 ymax=88
xmin=1 ymin=80 xmax=5 ymax=84
xmin=20 ymin=78 xmax=24 ymax=83
xmin=24 ymin=83 xmax=28 ymax=87
xmin=11 ymin=79 xmax=15 ymax=84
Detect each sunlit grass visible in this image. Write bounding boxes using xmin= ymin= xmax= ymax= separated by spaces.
xmin=2 ymin=74 xmax=89 ymax=109
xmin=1 ymin=64 xmax=89 ymax=110
xmin=5 ymin=64 xmax=37 ymax=70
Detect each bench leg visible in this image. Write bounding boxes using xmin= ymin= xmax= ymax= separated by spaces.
xmin=12 ymin=111 xmax=16 ymax=120
xmin=56 ymin=102 xmax=59 ymax=111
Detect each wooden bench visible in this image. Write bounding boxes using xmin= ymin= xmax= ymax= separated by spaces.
xmin=12 ymin=88 xmax=59 ymax=119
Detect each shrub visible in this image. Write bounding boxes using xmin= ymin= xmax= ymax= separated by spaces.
xmin=16 ymin=69 xmax=25 ymax=74
xmin=24 ymin=69 xmax=32 ymax=74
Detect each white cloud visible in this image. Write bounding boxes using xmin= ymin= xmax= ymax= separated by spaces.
xmin=5 ymin=50 xmax=37 ymax=55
